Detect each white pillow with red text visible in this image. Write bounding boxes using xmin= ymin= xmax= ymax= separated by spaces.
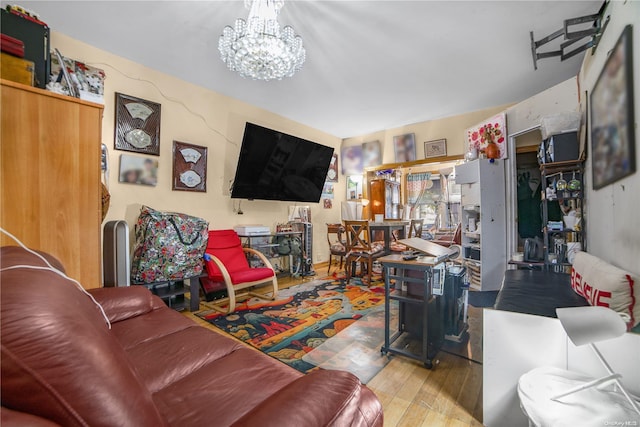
xmin=571 ymin=251 xmax=638 ymax=329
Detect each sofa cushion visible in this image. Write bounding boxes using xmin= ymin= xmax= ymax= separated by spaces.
xmin=347 ymin=242 xmax=384 ymax=257
xmin=0 ymin=247 xmax=166 ymax=427
xmin=88 ymin=286 xmax=156 ymax=323
xmin=331 ymin=242 xmax=346 ymax=254
xmin=152 ymin=346 xmax=301 ymax=426
xmin=230 ymin=370 xmax=371 ymax=427
xmin=109 ymin=302 xmax=196 ymax=350
xmin=1 ymin=406 xmax=60 ymax=427
xmin=228 ymin=267 xmax=274 ymax=284
xmin=125 ymin=326 xmax=243 ymax=393
xmin=571 ymin=251 xmax=638 ymax=329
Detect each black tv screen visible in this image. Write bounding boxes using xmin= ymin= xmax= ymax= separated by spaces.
xmin=231 ymin=123 xmax=335 ymax=202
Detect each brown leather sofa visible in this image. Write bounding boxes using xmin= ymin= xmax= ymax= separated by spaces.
xmin=1 ymin=247 xmax=383 ymax=426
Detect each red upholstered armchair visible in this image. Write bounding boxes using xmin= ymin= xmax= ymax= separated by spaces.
xmin=203 ymin=230 xmax=278 ymax=313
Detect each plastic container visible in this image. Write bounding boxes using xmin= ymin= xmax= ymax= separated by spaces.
xmin=540 ymin=112 xmax=581 ymax=140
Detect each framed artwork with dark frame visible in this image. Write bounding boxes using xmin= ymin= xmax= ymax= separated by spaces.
xmin=114 ymin=93 xmax=161 ymax=155
xmin=172 ymin=141 xmax=208 ymax=192
xmin=590 ymin=24 xmax=636 ymax=190
xmin=424 ymin=139 xmax=447 ymax=158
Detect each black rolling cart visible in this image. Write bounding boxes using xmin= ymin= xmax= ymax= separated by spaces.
xmin=379 ymin=251 xmax=449 ymax=369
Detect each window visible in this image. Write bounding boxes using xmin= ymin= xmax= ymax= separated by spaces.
xmin=406 ymin=170 xmax=461 ymax=230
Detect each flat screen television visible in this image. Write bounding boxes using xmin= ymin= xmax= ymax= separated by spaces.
xmin=231 ymin=123 xmax=335 ymax=202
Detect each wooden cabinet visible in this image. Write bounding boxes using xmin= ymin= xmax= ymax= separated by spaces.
xmin=370 ymin=179 xmax=401 ymax=220
xmin=1 ymin=79 xmax=103 ymax=288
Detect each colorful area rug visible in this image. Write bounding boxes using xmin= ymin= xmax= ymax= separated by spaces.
xmin=197 ymin=279 xmax=386 ymax=377
xmin=302 ymin=302 xmax=397 ymax=383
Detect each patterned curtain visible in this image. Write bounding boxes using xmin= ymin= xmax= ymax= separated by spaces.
xmin=406 ymin=172 xmax=432 ymax=204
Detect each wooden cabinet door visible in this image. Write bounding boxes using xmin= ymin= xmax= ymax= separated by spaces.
xmin=1 ymin=80 xmax=103 ymax=288
xmin=370 ymin=180 xmax=385 ymax=218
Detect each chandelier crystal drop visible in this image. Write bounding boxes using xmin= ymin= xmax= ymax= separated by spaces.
xmin=218 ymin=0 xmax=306 ymax=81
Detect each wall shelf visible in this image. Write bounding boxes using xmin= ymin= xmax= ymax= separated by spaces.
xmin=540 ymin=160 xmax=585 ymax=272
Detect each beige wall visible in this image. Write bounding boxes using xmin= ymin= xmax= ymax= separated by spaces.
xmin=51 ymin=32 xmax=343 ymax=266
xmin=342 ymin=103 xmax=512 ymax=162
xmin=578 ymin=1 xmax=640 ymax=275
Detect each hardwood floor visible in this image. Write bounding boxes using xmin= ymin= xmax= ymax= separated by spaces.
xmin=183 ymin=267 xmax=483 ymax=427
xmin=367 ymin=354 xmax=483 ymax=426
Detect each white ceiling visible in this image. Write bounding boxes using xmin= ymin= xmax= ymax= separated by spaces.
xmin=18 ymin=1 xmax=601 ymax=138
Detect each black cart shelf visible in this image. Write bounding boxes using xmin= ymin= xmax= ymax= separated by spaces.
xmin=379 ymin=254 xmax=447 ymax=369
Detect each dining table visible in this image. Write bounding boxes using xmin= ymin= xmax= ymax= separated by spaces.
xmin=369 ymin=220 xmax=410 ymax=254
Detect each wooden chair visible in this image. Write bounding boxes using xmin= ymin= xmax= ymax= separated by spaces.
xmin=390 ymin=219 xmax=424 ymax=252
xmin=344 ymin=220 xmax=385 ymax=285
xmin=203 ymin=229 xmax=278 ymax=314
xmin=327 ymin=223 xmax=346 ymax=274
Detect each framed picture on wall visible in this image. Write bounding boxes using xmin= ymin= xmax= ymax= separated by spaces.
xmin=393 ymin=133 xmax=416 ymax=163
xmin=341 ymin=145 xmax=363 ymax=175
xmin=326 ymin=153 xmax=339 ymax=182
xmin=590 ymin=24 xmax=636 ymax=190
xmin=424 ymin=139 xmax=447 ymax=158
xmin=362 ymin=140 xmax=382 ymax=167
xmin=346 ymin=175 xmax=363 ymax=200
xmin=119 ymin=154 xmax=158 ymax=186
xmin=466 ymin=113 xmax=507 ymax=159
xmin=114 ymin=93 xmax=161 ymax=155
xmin=172 ymin=141 xmax=208 ymax=192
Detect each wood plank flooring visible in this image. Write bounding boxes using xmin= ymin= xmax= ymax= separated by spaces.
xmin=183 ymin=269 xmax=483 ymax=427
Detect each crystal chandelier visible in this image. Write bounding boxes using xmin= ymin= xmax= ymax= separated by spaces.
xmin=218 ymin=0 xmax=306 ymax=81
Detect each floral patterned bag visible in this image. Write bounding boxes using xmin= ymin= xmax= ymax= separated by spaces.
xmin=131 ymin=205 xmax=209 ymax=284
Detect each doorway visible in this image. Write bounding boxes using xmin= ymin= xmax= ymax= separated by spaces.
xmin=515 ymin=150 xmax=542 ymax=251
xmin=506 ymin=128 xmax=544 ymax=261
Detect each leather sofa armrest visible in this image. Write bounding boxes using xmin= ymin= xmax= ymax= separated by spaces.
xmin=231 ymin=370 xmax=382 ymax=427
xmin=87 ymin=287 xmax=156 ymax=323
xmin=1 ymin=407 xmax=61 ymax=427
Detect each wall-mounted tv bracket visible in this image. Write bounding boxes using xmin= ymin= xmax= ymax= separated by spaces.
xmin=530 ymin=1 xmax=610 ymax=70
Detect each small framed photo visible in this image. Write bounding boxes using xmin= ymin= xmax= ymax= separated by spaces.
xmin=119 ymin=154 xmax=158 ymax=186
xmin=172 ymin=141 xmax=208 ymax=192
xmin=424 ymin=139 xmax=447 ymax=158
xmin=393 ymin=133 xmax=416 ymax=163
xmin=326 ymin=153 xmax=338 ymax=182
xmin=346 ymin=175 xmax=363 ymax=200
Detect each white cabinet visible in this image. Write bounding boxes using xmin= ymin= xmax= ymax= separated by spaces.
xmin=455 ymin=160 xmax=506 ymax=291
